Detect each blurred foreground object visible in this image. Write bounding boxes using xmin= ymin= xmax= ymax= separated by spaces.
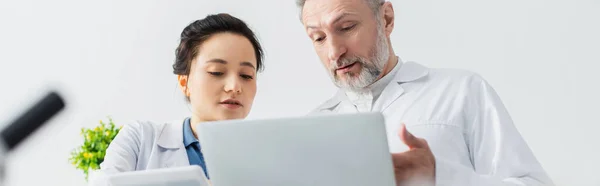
xmin=0 ymin=91 xmax=65 ymax=185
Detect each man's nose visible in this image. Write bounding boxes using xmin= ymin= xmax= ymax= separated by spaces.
xmin=327 ymin=36 xmax=347 ymax=63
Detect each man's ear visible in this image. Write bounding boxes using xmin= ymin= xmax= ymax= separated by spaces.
xmin=381 ymin=1 xmax=395 ymax=37
xmin=177 ymin=75 xmax=190 ymax=98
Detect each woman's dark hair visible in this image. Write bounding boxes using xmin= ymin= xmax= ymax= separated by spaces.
xmin=173 ymin=13 xmax=264 ymax=75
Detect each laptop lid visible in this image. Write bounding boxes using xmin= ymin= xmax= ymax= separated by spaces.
xmin=198 ymin=112 xmax=396 ymax=186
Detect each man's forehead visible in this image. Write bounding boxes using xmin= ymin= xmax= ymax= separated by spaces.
xmin=302 ymin=0 xmax=367 ymax=26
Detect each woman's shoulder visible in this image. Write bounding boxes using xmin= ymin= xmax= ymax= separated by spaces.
xmin=124 ymin=120 xmax=165 ymax=129
xmin=120 ymin=119 xmax=185 ymax=139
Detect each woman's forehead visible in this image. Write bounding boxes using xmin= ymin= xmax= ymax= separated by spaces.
xmin=196 ymin=33 xmax=258 ymax=67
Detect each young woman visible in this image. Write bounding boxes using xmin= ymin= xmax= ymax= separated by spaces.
xmin=92 ymin=13 xmax=264 ymax=184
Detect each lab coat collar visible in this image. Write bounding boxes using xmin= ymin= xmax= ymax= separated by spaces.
xmin=375 ymin=61 xmax=429 ymax=111
xmin=395 ymin=61 xmax=429 ymax=83
xmin=156 ymin=118 xmax=186 ymax=149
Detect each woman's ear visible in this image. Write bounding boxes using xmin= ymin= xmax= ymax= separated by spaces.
xmin=177 ymin=75 xmax=190 ymax=98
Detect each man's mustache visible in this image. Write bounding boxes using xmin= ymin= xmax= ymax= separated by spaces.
xmin=332 ymin=56 xmax=365 ymax=69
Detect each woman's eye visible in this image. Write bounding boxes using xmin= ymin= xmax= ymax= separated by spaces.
xmin=208 ymin=72 xmax=224 ymax=76
xmin=240 ymin=74 xmax=254 ymax=80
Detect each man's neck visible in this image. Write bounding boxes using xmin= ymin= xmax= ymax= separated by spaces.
xmin=362 ymin=54 xmax=398 ymax=89
xmin=376 ymin=55 xmax=399 ymax=81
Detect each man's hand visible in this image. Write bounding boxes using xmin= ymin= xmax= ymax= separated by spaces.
xmin=391 ymin=124 xmax=436 ymax=186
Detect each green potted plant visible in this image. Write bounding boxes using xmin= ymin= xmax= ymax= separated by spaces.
xmin=69 ymin=117 xmax=121 ymax=181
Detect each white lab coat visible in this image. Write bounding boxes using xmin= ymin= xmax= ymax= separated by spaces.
xmin=89 ymin=119 xmax=191 ymax=185
xmin=311 ymin=61 xmax=553 ymax=186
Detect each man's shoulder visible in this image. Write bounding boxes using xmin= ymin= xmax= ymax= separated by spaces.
xmin=426 ymin=67 xmax=485 ymax=83
xmin=416 ymin=64 xmax=497 ymax=101
xmin=413 ymin=64 xmax=490 ymax=91
xmin=398 ymin=61 xmax=486 ymax=86
xmin=399 ymin=62 xmax=495 ymax=101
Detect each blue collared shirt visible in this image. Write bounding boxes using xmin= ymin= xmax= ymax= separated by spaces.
xmin=182 ymin=117 xmax=209 ymax=179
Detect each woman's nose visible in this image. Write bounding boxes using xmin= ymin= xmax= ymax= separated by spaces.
xmin=224 ymin=76 xmax=242 ymax=94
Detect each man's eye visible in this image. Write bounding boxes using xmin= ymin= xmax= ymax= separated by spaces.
xmin=315 ymin=37 xmax=325 ymax=42
xmin=208 ymin=72 xmax=224 ymax=76
xmin=341 ymin=24 xmax=356 ymax=31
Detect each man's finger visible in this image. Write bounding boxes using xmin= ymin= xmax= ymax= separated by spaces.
xmin=398 ymin=123 xmax=426 ymax=149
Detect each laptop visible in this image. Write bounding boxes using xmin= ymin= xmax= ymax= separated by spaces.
xmin=106 ymin=166 xmax=210 ymax=186
xmin=197 ymin=112 xmax=396 ymax=186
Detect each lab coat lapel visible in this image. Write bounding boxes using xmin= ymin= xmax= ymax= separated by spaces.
xmin=154 ymin=119 xmax=190 ymax=168
xmin=374 ymin=62 xmax=429 ymax=112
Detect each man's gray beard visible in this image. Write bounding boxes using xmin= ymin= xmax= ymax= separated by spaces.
xmin=329 ymin=27 xmax=390 ymax=93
